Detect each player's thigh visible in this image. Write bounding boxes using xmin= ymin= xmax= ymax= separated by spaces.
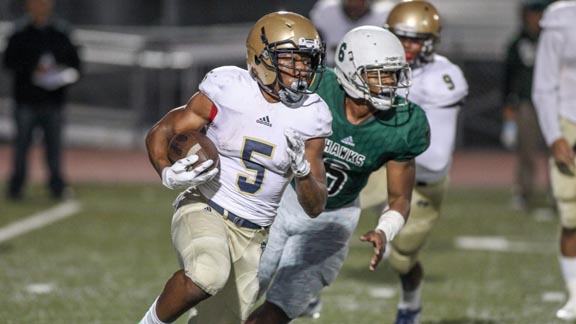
xmin=552 ymin=118 xmax=576 ymax=228
xmin=227 ymin=223 xmax=268 ymax=317
xmin=191 ymin=225 xmax=267 ymax=324
xmin=172 ymin=202 xmax=231 ymax=295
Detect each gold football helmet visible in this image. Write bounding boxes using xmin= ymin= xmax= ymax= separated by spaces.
xmin=386 ymin=0 xmax=441 ymax=65
xmin=246 ymin=11 xmax=325 ymax=107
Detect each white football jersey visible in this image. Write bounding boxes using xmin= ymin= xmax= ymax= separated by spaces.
xmin=310 ymin=0 xmax=394 ymax=66
xmin=197 ymin=66 xmax=332 ymax=226
xmin=401 ymin=54 xmax=468 ymax=183
xmin=532 ymin=1 xmax=576 ymax=146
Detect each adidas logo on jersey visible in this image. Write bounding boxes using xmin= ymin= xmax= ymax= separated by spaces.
xmin=256 ymin=115 xmax=272 ymax=127
xmin=341 ymin=136 xmax=355 ymax=147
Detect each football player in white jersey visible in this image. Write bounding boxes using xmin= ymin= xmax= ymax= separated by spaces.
xmin=532 ymin=1 xmax=576 ymax=320
xmin=138 ymin=11 xmax=332 ymax=324
xmin=248 ymin=26 xmax=431 ymax=324
xmin=309 ymin=0 xmax=396 ymax=66
xmin=361 ymin=1 xmax=469 ymax=323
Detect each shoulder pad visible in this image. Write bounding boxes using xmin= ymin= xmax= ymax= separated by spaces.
xmin=199 ymin=66 xmax=252 ymax=103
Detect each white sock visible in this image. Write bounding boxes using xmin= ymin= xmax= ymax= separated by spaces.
xmin=139 ymin=297 xmax=172 ymax=324
xmin=560 ymin=257 xmax=576 ymax=303
xmin=398 ymin=281 xmax=423 ymax=310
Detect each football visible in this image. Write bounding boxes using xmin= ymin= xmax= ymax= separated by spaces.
xmin=168 ymin=130 xmax=219 ymax=172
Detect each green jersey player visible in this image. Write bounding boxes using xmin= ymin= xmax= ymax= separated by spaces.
xmin=246 ymin=26 xmax=430 ymax=324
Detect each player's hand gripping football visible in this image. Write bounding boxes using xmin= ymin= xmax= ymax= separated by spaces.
xmin=284 ymin=128 xmax=310 ymax=178
xmin=360 ymin=230 xmax=386 ymax=272
xmin=161 ymin=155 xmax=219 ymax=190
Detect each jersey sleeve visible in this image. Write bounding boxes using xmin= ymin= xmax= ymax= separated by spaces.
xmin=393 ymin=104 xmax=431 ymax=162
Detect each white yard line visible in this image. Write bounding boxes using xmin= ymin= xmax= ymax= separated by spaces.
xmin=0 ymin=200 xmax=82 ymax=243
xmin=454 ymin=236 xmax=549 ymax=253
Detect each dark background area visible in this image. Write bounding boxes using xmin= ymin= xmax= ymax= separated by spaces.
xmin=0 ymin=0 xmax=318 ymax=26
xmin=0 ymin=0 xmax=528 ymax=149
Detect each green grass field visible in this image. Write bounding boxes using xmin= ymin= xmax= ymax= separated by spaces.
xmin=0 ymin=184 xmax=566 ymax=324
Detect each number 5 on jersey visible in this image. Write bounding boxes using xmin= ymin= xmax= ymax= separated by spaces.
xmin=237 ymin=137 xmax=275 ymax=194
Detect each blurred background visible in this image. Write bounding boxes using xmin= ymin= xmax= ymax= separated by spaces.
xmin=0 ymin=1 xmax=562 ymax=322
xmin=0 ymin=0 xmax=526 ymax=149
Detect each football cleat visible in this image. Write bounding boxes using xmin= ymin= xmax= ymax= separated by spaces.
xmin=395 ymin=307 xmax=421 ymax=324
xmin=300 ymin=296 xmax=322 ymax=319
xmin=557 ymin=301 xmax=576 ymax=321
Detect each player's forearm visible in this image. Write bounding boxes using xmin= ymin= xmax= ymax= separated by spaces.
xmin=386 ymin=159 xmax=416 ymax=218
xmin=145 ymin=123 xmax=174 ymax=177
xmin=387 ymin=195 xmax=411 ymax=219
xmin=295 ymin=175 xmax=327 ymax=218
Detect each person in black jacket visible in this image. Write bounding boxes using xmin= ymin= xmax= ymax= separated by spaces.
xmin=500 ymin=0 xmax=549 ymax=210
xmin=3 ymin=0 xmax=81 ymax=200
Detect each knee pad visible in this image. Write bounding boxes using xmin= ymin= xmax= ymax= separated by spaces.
xmin=183 ymin=237 xmax=231 ymax=296
xmin=173 ymin=204 xmax=232 ymax=296
xmin=559 ymin=199 xmax=576 ymax=229
xmin=387 ymin=211 xmax=435 ymax=275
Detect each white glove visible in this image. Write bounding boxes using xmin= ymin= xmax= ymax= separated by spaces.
xmin=500 ymin=120 xmax=517 ymax=150
xmin=284 ymin=128 xmax=310 ymax=178
xmin=161 ymin=155 xmax=219 ymax=190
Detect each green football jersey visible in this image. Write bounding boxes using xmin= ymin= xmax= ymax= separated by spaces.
xmin=318 ymin=68 xmax=430 ymax=209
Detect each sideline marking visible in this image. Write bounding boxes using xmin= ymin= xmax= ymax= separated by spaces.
xmin=368 ymin=286 xmax=396 ymax=299
xmin=542 ymin=291 xmax=565 ymax=303
xmin=0 ymin=201 xmax=82 ymax=243
xmin=454 ymin=236 xmax=549 ymax=253
xmin=26 ymin=283 xmax=55 ymax=294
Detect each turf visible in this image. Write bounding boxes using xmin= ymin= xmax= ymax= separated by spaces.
xmin=0 ymin=184 xmax=565 ymax=323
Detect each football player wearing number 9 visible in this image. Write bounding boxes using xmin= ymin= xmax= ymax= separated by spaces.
xmin=362 ymin=1 xmax=469 ymax=323
xmin=247 ymin=26 xmax=430 ymax=324
xmin=138 ymin=11 xmax=332 ymax=324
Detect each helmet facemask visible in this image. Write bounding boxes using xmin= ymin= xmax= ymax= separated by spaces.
xmin=343 ymin=59 xmax=412 ymax=110
xmin=392 ymin=29 xmax=437 ymax=68
xmin=334 ymin=26 xmax=412 ymax=111
xmin=255 ymin=29 xmax=325 ymax=107
xmin=263 ymin=35 xmax=324 ymax=107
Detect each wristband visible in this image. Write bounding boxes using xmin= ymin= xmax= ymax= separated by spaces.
xmin=375 ymin=210 xmax=405 ymax=242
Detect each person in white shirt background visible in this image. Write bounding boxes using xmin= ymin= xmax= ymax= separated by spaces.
xmin=531 ymin=0 xmax=576 ymax=321
xmin=309 ymin=0 xmax=396 ymax=66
